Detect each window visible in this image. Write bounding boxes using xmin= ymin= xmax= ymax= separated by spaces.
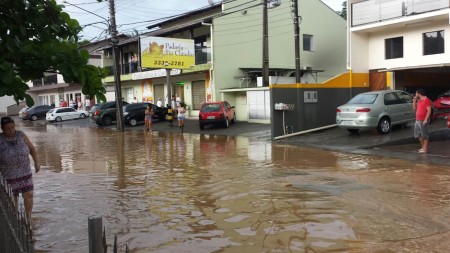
xmin=423 ymin=30 xmax=444 ymax=55
xmin=348 ymin=94 xmax=377 ymax=104
xmin=303 ymin=34 xmax=314 ymax=51
xmin=385 ymin=37 xmax=403 ymax=59
xmin=384 ymin=92 xmax=399 ymax=106
xmin=397 ymin=91 xmax=413 ymax=104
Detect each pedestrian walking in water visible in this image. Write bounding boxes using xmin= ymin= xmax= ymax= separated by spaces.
xmin=0 ymin=117 xmax=40 ymax=222
xmin=413 ymin=88 xmax=432 ymax=154
xmin=177 ymin=103 xmax=186 ymax=132
xmin=144 ymin=105 xmax=154 ymax=132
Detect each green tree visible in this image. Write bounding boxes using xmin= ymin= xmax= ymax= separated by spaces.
xmin=337 ymin=1 xmax=347 ymax=20
xmin=0 ymin=0 xmax=107 ymax=106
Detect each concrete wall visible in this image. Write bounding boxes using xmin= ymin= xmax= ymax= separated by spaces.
xmin=270 ymin=72 xmax=370 ymax=138
xmin=0 ymin=96 xmax=18 ymax=115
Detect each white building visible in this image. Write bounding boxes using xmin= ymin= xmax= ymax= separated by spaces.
xmin=348 ymin=0 xmax=450 ymax=98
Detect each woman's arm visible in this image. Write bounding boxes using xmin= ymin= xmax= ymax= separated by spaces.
xmin=23 ymin=133 xmax=40 ymax=173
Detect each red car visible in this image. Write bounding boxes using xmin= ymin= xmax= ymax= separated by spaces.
xmin=199 ymin=101 xmax=236 ymax=130
xmin=434 ymin=90 xmax=450 ymax=109
xmin=433 ymin=90 xmax=450 ymax=118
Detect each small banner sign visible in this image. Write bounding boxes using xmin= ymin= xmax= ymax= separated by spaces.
xmin=140 ymin=36 xmax=195 ymax=69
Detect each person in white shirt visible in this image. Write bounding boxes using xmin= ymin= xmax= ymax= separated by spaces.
xmin=157 ymin=98 xmax=162 ymax=107
xmin=132 ymin=97 xmax=138 ymax=103
xmin=177 ymin=103 xmax=186 ymax=132
xmin=85 ymin=97 xmax=91 ymax=111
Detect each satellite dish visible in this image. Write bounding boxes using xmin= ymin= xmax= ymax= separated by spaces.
xmin=208 ymin=0 xmax=214 ymax=6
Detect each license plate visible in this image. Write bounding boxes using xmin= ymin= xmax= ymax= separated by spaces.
xmin=342 ymin=121 xmax=354 ymax=126
xmin=207 ymin=116 xmax=215 ymax=119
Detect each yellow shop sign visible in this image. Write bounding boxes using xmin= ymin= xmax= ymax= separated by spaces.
xmin=140 ymin=36 xmax=195 ymax=69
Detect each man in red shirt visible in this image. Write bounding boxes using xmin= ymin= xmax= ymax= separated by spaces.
xmin=413 ymin=88 xmax=432 ymax=154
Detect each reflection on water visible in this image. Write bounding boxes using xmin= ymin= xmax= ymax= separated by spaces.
xmin=17 ymin=123 xmax=450 ymax=252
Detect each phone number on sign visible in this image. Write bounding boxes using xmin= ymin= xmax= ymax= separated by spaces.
xmin=153 ymin=60 xmax=185 ymax=67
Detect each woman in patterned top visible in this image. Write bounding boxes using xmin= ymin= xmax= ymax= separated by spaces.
xmin=0 ymin=117 xmax=40 ymax=221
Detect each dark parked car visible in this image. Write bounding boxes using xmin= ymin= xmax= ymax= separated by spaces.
xmin=199 ymin=101 xmax=236 ymax=130
xmin=123 ymin=102 xmax=168 ymax=126
xmin=90 ymin=101 xmax=129 ymax=126
xmin=20 ymin=105 xmax=53 ymax=121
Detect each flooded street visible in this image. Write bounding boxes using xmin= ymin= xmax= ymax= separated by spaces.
xmin=18 ymin=121 xmax=450 ymax=253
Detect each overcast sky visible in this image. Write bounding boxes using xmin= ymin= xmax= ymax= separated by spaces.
xmin=59 ymin=0 xmax=345 ymax=41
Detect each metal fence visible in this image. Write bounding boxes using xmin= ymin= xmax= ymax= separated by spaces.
xmin=0 ymin=174 xmax=34 ymax=253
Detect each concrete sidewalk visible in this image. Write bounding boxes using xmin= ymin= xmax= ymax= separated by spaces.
xmin=275 ymin=118 xmax=450 ymax=166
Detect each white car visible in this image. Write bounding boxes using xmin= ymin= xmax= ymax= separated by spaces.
xmin=46 ymin=107 xmax=89 ymax=122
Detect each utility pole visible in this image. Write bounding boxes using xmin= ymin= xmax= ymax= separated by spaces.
xmin=293 ymin=0 xmax=301 ymax=83
xmin=166 ymin=68 xmax=173 ymax=127
xmin=262 ymin=0 xmax=269 ymax=87
xmin=109 ymin=0 xmax=124 ymax=131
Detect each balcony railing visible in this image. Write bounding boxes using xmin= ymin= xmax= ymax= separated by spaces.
xmin=32 ymin=74 xmax=58 ymax=86
xmin=104 ymin=47 xmax=211 ymax=76
xmin=352 ymin=0 xmax=449 ymax=26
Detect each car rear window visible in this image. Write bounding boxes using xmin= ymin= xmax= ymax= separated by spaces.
xmin=90 ymin=105 xmax=101 ymax=112
xmin=201 ymin=104 xmax=221 ymax=112
xmin=348 ymin=94 xmax=377 ymax=104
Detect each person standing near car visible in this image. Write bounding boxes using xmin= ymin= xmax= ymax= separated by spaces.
xmin=157 ymin=98 xmax=162 ymax=108
xmin=144 ymin=105 xmax=154 ymax=132
xmin=413 ymin=88 xmax=432 ymax=154
xmin=85 ymin=97 xmax=91 ymax=112
xmin=0 ymin=117 xmax=40 ymax=222
xmin=177 ymin=103 xmax=186 ymax=132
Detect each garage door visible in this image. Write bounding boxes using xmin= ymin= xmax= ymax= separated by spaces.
xmin=192 ymin=81 xmax=206 ymax=110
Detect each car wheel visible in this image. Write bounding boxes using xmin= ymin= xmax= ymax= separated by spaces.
xmin=232 ymin=113 xmax=236 ymax=124
xmin=347 ymin=129 xmax=359 ymax=134
xmin=30 ymin=115 xmax=38 ymax=121
xmin=79 ymin=113 xmax=86 ymax=119
xmin=55 ymin=116 xmax=62 ymax=122
xmin=199 ymin=123 xmax=205 ymax=130
xmin=224 ymin=119 xmax=230 ymax=128
xmin=103 ymin=116 xmax=112 ymax=126
xmin=377 ymin=117 xmax=391 ymax=134
xmin=129 ymin=118 xmax=138 ymax=126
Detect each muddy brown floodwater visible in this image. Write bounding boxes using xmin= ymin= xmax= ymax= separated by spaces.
xmin=19 ymin=122 xmax=450 ymax=253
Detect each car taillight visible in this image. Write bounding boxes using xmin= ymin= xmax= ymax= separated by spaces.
xmin=94 ymin=111 xmax=100 ymax=116
xmin=336 ymin=108 xmax=341 ymax=112
xmin=356 ymin=108 xmax=371 ymax=112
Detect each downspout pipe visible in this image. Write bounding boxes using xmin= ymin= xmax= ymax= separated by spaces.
xmin=202 ymin=22 xmax=215 ymax=101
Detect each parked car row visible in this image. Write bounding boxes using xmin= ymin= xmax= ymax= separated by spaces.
xmin=18 ymin=100 xmax=237 ymax=131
